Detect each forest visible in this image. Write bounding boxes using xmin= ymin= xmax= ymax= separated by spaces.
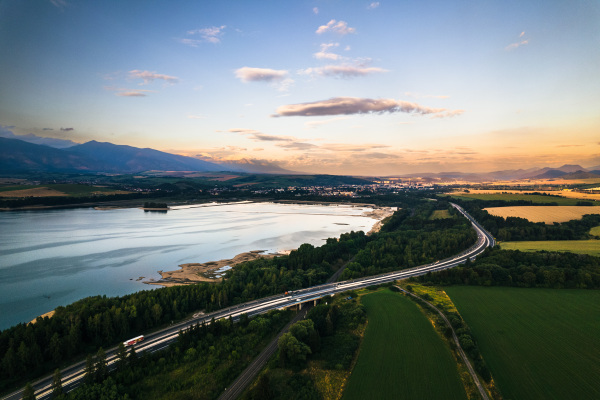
xmin=413 ymin=248 xmax=600 ymax=289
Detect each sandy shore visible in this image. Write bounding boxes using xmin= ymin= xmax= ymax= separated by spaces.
xmin=144 ymin=250 xmax=281 ymax=287
xmin=145 ymin=205 xmax=396 ymax=287
xmin=29 ymin=310 xmax=55 ymax=324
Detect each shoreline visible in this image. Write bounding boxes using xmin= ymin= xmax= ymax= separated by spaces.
xmin=145 ymin=205 xmax=396 ymax=287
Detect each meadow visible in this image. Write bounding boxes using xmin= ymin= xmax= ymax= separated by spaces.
xmin=446 ymin=286 xmax=600 ymax=400
xmin=429 ymin=209 xmax=452 ymax=219
xmin=342 ymin=290 xmax=467 ymax=400
xmin=452 ymin=189 xmax=600 ymax=203
xmin=500 ymin=240 xmax=600 ymax=256
xmin=483 ymin=205 xmax=600 ymax=223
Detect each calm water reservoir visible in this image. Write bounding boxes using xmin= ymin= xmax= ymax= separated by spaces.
xmin=0 ymin=202 xmax=377 ymax=330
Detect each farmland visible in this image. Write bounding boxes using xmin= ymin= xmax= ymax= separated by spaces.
xmin=430 ymin=209 xmax=452 ymax=219
xmin=446 ymin=192 xmax=596 ymax=205
xmin=483 ymin=206 xmax=600 ymax=224
xmin=500 ymin=240 xmax=600 ymax=256
xmin=342 ymin=291 xmax=467 ymax=400
xmin=451 ymin=189 xmax=600 ymax=203
xmin=591 ymin=226 xmax=600 ymax=237
xmin=446 ymin=286 xmax=600 ymax=400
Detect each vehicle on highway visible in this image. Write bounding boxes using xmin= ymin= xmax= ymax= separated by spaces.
xmin=123 ymin=335 xmax=144 ymax=346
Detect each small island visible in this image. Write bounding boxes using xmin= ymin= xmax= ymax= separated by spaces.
xmin=142 ymin=201 xmax=169 ymax=211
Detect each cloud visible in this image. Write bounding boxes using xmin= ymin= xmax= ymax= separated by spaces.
xmin=299 ymin=65 xmax=387 ymax=78
xmin=60 ymin=127 xmax=74 ymax=131
xmin=116 ymin=90 xmax=150 ymax=97
xmin=305 ymin=117 xmax=350 ymax=128
xmin=430 ymin=109 xmax=465 ymax=119
xmin=505 ymin=31 xmax=529 ymax=50
xmin=228 ymin=129 xmax=294 ymax=143
xmin=129 ymin=70 xmax=178 ymax=85
xmin=367 ymin=2 xmax=380 ymax=9
xmin=320 ymin=143 xmax=389 ymax=152
xmin=42 ymin=128 xmax=54 ymax=131
xmin=184 ymin=25 xmax=226 ymax=45
xmin=253 ymin=148 xmax=264 ymax=151
xmin=273 ymin=97 xmax=461 ymax=117
xmin=314 ymin=43 xmax=341 ymax=60
xmin=313 ymin=7 xmax=319 ymax=14
xmin=234 ymin=67 xmax=289 ymax=83
xmin=50 ymin=0 xmax=67 ymax=9
xmin=234 ymin=67 xmax=293 ymax=91
xmin=279 ymin=142 xmax=319 ymax=151
xmin=316 ymin=20 xmax=356 ymax=35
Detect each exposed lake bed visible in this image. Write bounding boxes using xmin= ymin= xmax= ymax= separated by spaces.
xmin=0 ymin=201 xmax=393 ymax=330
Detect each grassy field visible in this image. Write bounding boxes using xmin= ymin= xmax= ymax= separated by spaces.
xmin=342 ymin=291 xmax=467 ymax=400
xmin=483 ymin=205 xmax=600 ymax=223
xmin=430 ymin=209 xmax=452 ymax=219
xmin=446 ymin=192 xmax=591 ymax=205
xmin=446 ymin=287 xmax=600 ymax=400
xmin=591 ymin=226 xmax=600 ymax=237
xmin=500 ymin=240 xmax=600 ymax=256
xmin=452 ymin=189 xmax=600 ymax=203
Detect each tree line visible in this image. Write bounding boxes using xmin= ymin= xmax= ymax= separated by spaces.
xmin=413 ymin=248 xmax=600 ymax=289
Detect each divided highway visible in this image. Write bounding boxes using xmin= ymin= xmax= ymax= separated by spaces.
xmin=3 ymin=203 xmax=494 ymax=400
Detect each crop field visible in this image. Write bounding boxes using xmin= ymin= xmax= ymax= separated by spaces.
xmin=0 ymin=184 xmax=130 ymax=198
xmin=453 ymin=189 xmax=600 ymax=203
xmin=500 ymin=240 xmax=600 ymax=256
xmin=483 ymin=206 xmax=600 ymax=223
xmin=591 ymin=226 xmax=600 ymax=237
xmin=446 ymin=286 xmax=600 ymax=400
xmin=447 ymin=192 xmax=592 ymax=205
xmin=342 ymin=291 xmax=467 ymax=400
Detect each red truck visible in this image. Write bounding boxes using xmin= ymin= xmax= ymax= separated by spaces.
xmin=123 ymin=335 xmax=144 ymax=346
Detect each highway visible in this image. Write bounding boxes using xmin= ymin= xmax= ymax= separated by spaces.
xmin=2 ymin=203 xmax=494 ymax=400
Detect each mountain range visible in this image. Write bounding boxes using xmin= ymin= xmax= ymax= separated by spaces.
xmin=1 ymin=136 xmax=599 ymax=179
xmin=0 ymin=137 xmax=296 ymax=174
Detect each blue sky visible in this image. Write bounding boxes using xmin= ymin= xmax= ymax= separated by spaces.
xmin=1 ymin=0 xmax=599 ymax=175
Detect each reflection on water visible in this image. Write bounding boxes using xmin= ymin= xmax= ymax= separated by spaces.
xmin=0 ymin=202 xmax=375 ymax=330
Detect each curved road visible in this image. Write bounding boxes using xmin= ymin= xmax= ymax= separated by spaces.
xmin=3 ymin=203 xmax=494 ymax=400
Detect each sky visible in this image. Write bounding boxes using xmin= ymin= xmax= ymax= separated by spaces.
xmin=1 ymin=0 xmax=599 ymax=175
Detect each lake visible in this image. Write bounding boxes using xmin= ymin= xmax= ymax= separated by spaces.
xmin=0 ymin=202 xmax=378 ymax=330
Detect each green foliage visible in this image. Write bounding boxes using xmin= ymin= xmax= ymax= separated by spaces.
xmin=22 ymin=382 xmax=36 ymax=400
xmin=447 ymin=286 xmax=600 ymax=400
xmin=342 ymin=204 xmax=476 ymax=279
xmin=52 ymin=368 xmax=63 ymax=397
xmin=415 ymin=248 xmax=600 ymax=289
xmin=342 ymin=291 xmax=467 ymax=400
xmin=143 ymin=202 xmax=167 ymax=209
xmin=447 ymin=192 xmax=589 ymax=206
xmin=454 ymin=198 xmax=600 ymax=241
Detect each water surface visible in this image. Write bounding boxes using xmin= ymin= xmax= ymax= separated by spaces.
xmin=0 ymin=202 xmax=376 ymax=330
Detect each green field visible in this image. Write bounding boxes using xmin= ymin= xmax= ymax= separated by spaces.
xmin=591 ymin=226 xmax=600 ymax=237
xmin=430 ymin=209 xmax=452 ymax=219
xmin=446 ymin=286 xmax=600 ymax=400
xmin=500 ymin=240 xmax=600 ymax=256
xmin=446 ymin=193 xmax=593 ymax=206
xmin=342 ymin=291 xmax=467 ymax=400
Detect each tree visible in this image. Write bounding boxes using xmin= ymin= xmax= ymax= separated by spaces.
xmin=51 ymin=368 xmax=63 ymax=397
xmin=84 ymin=354 xmax=94 ymax=384
xmin=22 ymin=382 xmax=36 ymax=400
xmin=116 ymin=342 xmax=128 ymax=369
xmin=95 ymin=348 xmax=107 ymax=382
xmin=278 ymin=332 xmax=311 ymax=368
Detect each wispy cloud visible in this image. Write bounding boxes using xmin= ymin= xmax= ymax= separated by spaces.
xmin=305 ymin=117 xmax=350 ymax=128
xmin=273 ymin=97 xmax=463 ymax=118
xmin=234 ymin=67 xmax=293 ymax=91
xmin=60 ymin=127 xmax=74 ymax=131
xmin=179 ymin=25 xmax=226 ymax=46
xmin=431 ymin=110 xmax=465 ymax=118
xmin=367 ymin=2 xmax=380 ymax=9
xmin=129 ymin=70 xmax=178 ymax=85
xmin=50 ymin=0 xmax=67 ymax=9
xmin=299 ymin=65 xmax=387 ymax=78
xmin=505 ymin=31 xmax=529 ymax=50
xmin=314 ymin=43 xmax=341 ymax=60
xmin=316 ymin=20 xmax=356 ymax=35
xmin=116 ymin=89 xmax=155 ymax=97
xmin=313 ymin=7 xmax=319 ymax=15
